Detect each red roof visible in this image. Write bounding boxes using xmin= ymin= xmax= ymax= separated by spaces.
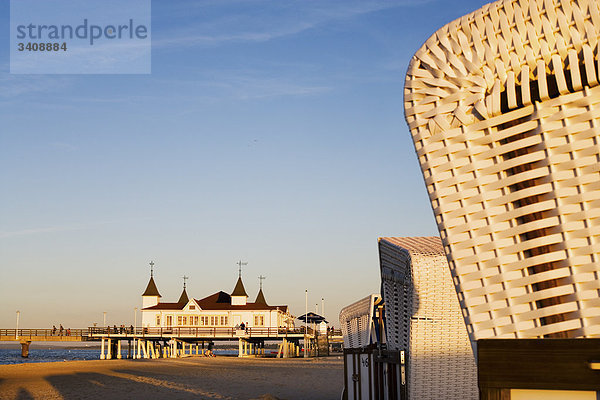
xmin=195 ymin=291 xmax=288 ymax=311
xmin=142 ymin=291 xmax=288 ymax=312
xmin=143 ymin=302 xmax=184 ymax=310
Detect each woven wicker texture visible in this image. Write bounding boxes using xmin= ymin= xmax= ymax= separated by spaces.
xmin=339 ymin=294 xmax=380 ymax=349
xmin=404 ymin=0 xmax=600 ymax=342
xmin=379 ymin=237 xmax=477 ymax=400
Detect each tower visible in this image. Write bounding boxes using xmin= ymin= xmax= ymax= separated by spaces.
xmin=178 ymin=275 xmax=189 ymax=305
xmin=255 ymin=275 xmax=267 ymax=305
xmin=142 ymin=261 xmax=161 ymax=308
xmin=231 ymin=260 xmax=248 ymax=306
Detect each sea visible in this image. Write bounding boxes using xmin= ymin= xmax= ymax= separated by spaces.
xmin=0 ymin=347 xmax=239 ymax=365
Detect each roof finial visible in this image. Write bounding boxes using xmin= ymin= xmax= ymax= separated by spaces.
xmin=182 ymin=275 xmax=189 ymax=290
xmin=150 ymin=260 xmax=155 ymax=277
xmin=258 ymin=275 xmax=266 ymax=290
xmin=236 ymin=260 xmax=248 ymax=278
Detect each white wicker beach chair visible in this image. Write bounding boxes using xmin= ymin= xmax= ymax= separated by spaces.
xmin=339 ymin=294 xmax=382 ymax=349
xmin=404 ymin=0 xmax=600 ymax=344
xmin=379 ymin=237 xmax=478 ymax=400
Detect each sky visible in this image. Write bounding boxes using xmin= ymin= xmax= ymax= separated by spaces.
xmin=0 ymin=0 xmax=490 ymax=328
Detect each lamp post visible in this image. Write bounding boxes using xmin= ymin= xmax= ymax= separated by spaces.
xmin=103 ymin=312 xmax=107 ymax=329
xmin=304 ymin=289 xmax=308 ymax=358
xmin=134 ymin=307 xmax=138 ymax=335
xmin=15 ymin=311 xmax=20 ymax=339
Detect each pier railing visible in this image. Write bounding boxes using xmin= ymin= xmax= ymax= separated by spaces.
xmin=0 ymin=328 xmax=88 ymax=340
xmin=0 ymin=327 xmax=342 ymax=341
xmin=87 ymin=326 xmax=307 ymax=338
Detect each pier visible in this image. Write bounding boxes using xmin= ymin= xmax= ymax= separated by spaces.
xmin=0 ymin=327 xmax=342 ymax=359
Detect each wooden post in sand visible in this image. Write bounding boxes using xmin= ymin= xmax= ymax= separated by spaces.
xmin=20 ymin=341 xmax=31 ymax=358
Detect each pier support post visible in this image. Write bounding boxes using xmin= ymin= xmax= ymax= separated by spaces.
xmin=107 ymin=339 xmax=112 ymax=360
xmin=238 ymin=339 xmax=243 ymax=357
xmin=137 ymin=339 xmax=142 ymax=359
xmin=283 ymin=338 xmax=289 ymax=358
xmin=100 ymin=338 xmax=105 ymax=360
xmin=127 ymin=340 xmax=131 ymax=359
xmin=117 ymin=340 xmax=122 ymax=359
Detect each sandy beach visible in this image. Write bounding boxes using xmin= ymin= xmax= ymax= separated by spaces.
xmin=0 ymin=356 xmax=343 ymax=400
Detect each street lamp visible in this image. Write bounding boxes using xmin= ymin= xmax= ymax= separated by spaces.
xmin=103 ymin=312 xmax=107 ymax=328
xmin=15 ymin=311 xmax=20 ymax=339
xmin=134 ymin=307 xmax=138 ymax=335
xmin=304 ymin=289 xmax=308 ymax=358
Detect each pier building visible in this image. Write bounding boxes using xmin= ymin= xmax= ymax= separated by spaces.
xmin=141 ymin=267 xmax=294 ymax=331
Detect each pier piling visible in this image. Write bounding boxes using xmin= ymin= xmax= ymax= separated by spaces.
xmin=20 ymin=341 xmax=31 ymax=358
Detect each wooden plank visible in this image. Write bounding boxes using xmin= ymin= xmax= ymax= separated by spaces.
xmin=478 ymin=339 xmax=600 ymax=391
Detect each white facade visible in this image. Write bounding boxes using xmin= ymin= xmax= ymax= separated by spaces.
xmin=140 ymin=275 xmax=293 ymax=330
xmin=141 ymin=299 xmax=291 ymax=329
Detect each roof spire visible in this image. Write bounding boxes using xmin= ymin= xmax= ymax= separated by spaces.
xmin=236 ymin=260 xmax=248 ymax=278
xmin=182 ymin=275 xmax=188 ymax=290
xmin=255 ymin=276 xmax=268 ymax=305
xmin=142 ymin=261 xmax=161 ymax=297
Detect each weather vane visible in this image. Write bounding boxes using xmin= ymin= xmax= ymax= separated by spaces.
xmin=258 ymin=275 xmax=266 ymax=290
xmin=182 ymin=275 xmax=189 ymax=289
xmin=150 ymin=260 xmax=155 ymax=277
xmin=236 ymin=260 xmax=248 ymax=278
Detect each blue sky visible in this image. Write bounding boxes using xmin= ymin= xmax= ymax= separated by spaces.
xmin=0 ymin=0 xmax=489 ymax=328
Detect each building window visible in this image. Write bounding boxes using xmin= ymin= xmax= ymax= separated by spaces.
xmin=220 ymin=316 xmax=227 ymax=325
xmin=201 ymin=316 xmax=208 ymax=326
xmin=210 ymin=316 xmax=216 ymax=326
xmin=189 ymin=305 xmax=195 ymax=310
xmin=183 ymin=316 xmax=187 ymax=325
xmin=166 ymin=315 xmax=172 ymax=327
xmin=156 ymin=315 xmax=161 ymax=326
xmin=177 ymin=316 xmax=182 ymax=326
xmin=188 ymin=316 xmax=194 ymax=326
xmin=194 ymin=316 xmax=198 ymax=325
xmin=254 ymin=315 xmax=264 ymax=326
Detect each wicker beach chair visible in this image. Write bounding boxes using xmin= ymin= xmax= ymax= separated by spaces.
xmin=404 ymin=0 xmax=600 ymax=344
xmin=339 ymin=294 xmax=382 ymax=349
xmin=379 ymin=237 xmax=478 ymax=400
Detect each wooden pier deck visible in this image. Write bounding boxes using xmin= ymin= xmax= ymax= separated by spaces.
xmin=0 ymin=327 xmax=343 ymax=359
xmin=0 ymin=327 xmax=308 ymax=342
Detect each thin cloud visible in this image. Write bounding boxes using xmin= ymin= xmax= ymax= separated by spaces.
xmin=154 ymin=1 xmax=431 ymax=49
xmin=0 ymin=218 xmax=153 ymax=239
